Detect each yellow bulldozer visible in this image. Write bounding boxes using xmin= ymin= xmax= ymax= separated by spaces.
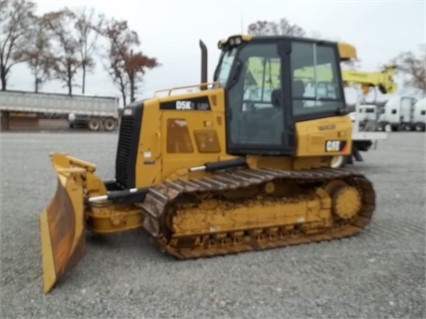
xmin=40 ymin=34 xmax=377 ymax=294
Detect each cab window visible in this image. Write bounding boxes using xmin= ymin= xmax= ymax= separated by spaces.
xmin=291 ymin=42 xmax=344 ymax=116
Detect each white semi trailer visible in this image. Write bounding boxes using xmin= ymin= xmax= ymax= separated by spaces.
xmin=377 ymin=95 xmax=418 ymax=132
xmin=0 ymin=90 xmax=120 ymax=131
xmin=412 ymin=98 xmax=426 ymax=131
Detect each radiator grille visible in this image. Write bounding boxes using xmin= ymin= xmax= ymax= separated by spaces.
xmin=115 ymin=115 xmax=134 ymax=188
xmin=114 ymin=102 xmax=143 ymax=188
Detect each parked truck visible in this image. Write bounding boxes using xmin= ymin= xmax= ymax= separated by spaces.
xmin=349 ymin=104 xmax=380 ymax=131
xmin=377 ymin=95 xmax=418 ymax=132
xmin=0 ymin=90 xmax=120 ymax=131
xmin=412 ymin=97 xmax=426 ymax=131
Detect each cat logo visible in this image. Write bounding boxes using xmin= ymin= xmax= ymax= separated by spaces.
xmin=325 ymin=140 xmax=347 ymax=152
xmin=176 ymin=101 xmax=193 ymax=110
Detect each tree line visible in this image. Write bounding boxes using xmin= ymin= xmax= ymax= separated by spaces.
xmin=0 ymin=0 xmax=159 ymax=105
xmin=247 ymin=18 xmax=425 ymax=95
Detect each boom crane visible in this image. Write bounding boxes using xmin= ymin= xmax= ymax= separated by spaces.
xmin=342 ymin=65 xmax=397 ymax=96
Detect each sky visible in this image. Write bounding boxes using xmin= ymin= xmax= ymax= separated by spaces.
xmin=7 ymin=0 xmax=426 ymax=105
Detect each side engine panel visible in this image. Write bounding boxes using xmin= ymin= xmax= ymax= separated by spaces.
xmin=295 ymin=115 xmax=353 ymax=157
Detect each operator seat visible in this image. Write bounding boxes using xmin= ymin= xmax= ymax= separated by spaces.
xmin=271 ymin=80 xmax=306 ymax=109
xmin=271 ymin=88 xmax=282 ymax=108
xmin=265 ymin=88 xmax=284 ymax=144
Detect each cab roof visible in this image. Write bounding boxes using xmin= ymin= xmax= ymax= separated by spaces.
xmin=218 ymin=34 xmax=357 ymax=61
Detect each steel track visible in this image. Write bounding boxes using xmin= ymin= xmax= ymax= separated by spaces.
xmin=140 ymin=167 xmax=375 ymax=259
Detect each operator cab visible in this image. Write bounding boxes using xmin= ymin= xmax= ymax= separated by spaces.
xmin=214 ymin=35 xmax=350 ymax=156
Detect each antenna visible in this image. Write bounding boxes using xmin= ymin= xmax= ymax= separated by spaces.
xmin=240 ymin=14 xmax=244 ymax=33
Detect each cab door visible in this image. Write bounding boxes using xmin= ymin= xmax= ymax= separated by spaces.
xmin=225 ymin=40 xmax=295 ymax=156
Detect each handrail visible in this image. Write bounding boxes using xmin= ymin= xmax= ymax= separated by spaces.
xmin=154 ymin=82 xmax=221 ymax=97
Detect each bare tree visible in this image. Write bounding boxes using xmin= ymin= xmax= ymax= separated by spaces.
xmin=278 ymin=18 xmax=305 ymax=37
xmin=102 ymin=19 xmax=159 ymax=105
xmin=247 ymin=18 xmax=305 ymax=37
xmin=391 ymin=45 xmax=426 ymax=94
xmin=247 ymin=20 xmax=277 ymax=36
xmin=108 ymin=53 xmax=129 ymax=104
xmin=102 ymin=19 xmax=135 ymax=104
xmin=42 ymin=9 xmax=80 ymax=95
xmin=74 ymin=7 xmax=104 ymax=94
xmin=0 ymin=0 xmax=36 ymax=90
xmin=20 ymin=18 xmax=56 ymax=92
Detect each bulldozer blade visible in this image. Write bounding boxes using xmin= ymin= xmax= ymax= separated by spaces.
xmin=40 ymin=167 xmax=86 ymax=293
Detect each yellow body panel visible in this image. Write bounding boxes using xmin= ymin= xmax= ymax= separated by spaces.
xmin=134 ymin=89 xmax=229 ymax=188
xmin=295 ymin=115 xmax=352 ymax=157
xmin=133 ymin=97 xmax=162 ymax=187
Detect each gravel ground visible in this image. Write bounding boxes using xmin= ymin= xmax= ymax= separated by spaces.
xmin=0 ymin=131 xmax=425 ymax=319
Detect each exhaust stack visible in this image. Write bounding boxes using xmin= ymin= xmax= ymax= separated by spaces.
xmin=199 ymin=40 xmax=208 ymax=90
